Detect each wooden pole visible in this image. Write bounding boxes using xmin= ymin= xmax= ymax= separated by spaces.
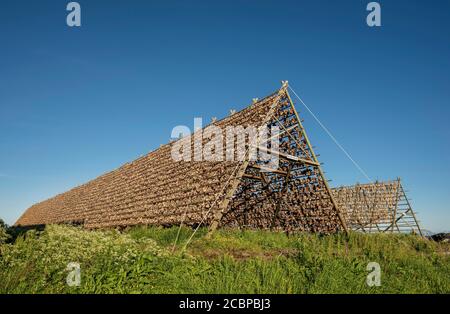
xmin=390 ymin=178 xmax=401 ymax=233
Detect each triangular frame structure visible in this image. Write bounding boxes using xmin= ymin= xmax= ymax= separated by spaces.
xmin=208 ymin=82 xmax=348 ymax=234
xmin=16 ymin=82 xmax=347 ymax=234
xmin=332 ymin=179 xmax=422 ymax=235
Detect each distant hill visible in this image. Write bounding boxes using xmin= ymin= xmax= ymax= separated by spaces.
xmin=430 ymin=233 xmax=450 ymax=243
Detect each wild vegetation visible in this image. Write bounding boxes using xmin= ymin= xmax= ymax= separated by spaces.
xmin=0 ymin=222 xmax=448 ymax=294
xmin=0 ymin=220 xmax=9 ymax=245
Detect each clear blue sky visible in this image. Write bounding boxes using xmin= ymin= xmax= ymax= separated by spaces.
xmin=0 ymin=0 xmax=449 ymax=232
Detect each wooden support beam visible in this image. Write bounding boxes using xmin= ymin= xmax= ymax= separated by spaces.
xmin=248 ymin=165 xmax=288 ymax=176
xmin=242 ymin=174 xmax=263 ymax=181
xmin=270 ymin=165 xmax=292 ymax=229
xmin=255 ymin=146 xmax=320 ymax=166
xmin=390 ymin=178 xmax=401 ymax=233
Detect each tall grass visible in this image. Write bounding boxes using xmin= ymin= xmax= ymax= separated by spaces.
xmin=0 ymin=225 xmax=448 ymax=294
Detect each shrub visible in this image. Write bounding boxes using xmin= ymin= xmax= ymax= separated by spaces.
xmin=0 ymin=224 xmax=167 ymax=293
xmin=0 ymin=219 xmax=10 ymax=244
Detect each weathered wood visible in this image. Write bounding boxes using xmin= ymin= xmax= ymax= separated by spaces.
xmin=16 ymin=82 xmax=348 ymax=235
xmin=333 ymin=179 xmax=423 ymax=235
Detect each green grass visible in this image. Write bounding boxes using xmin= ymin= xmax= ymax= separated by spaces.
xmin=0 ymin=224 xmax=448 ymax=294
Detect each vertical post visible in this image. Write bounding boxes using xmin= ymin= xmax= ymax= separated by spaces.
xmin=270 ymin=165 xmax=292 ymax=229
xmin=390 ymin=178 xmax=401 ymax=233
